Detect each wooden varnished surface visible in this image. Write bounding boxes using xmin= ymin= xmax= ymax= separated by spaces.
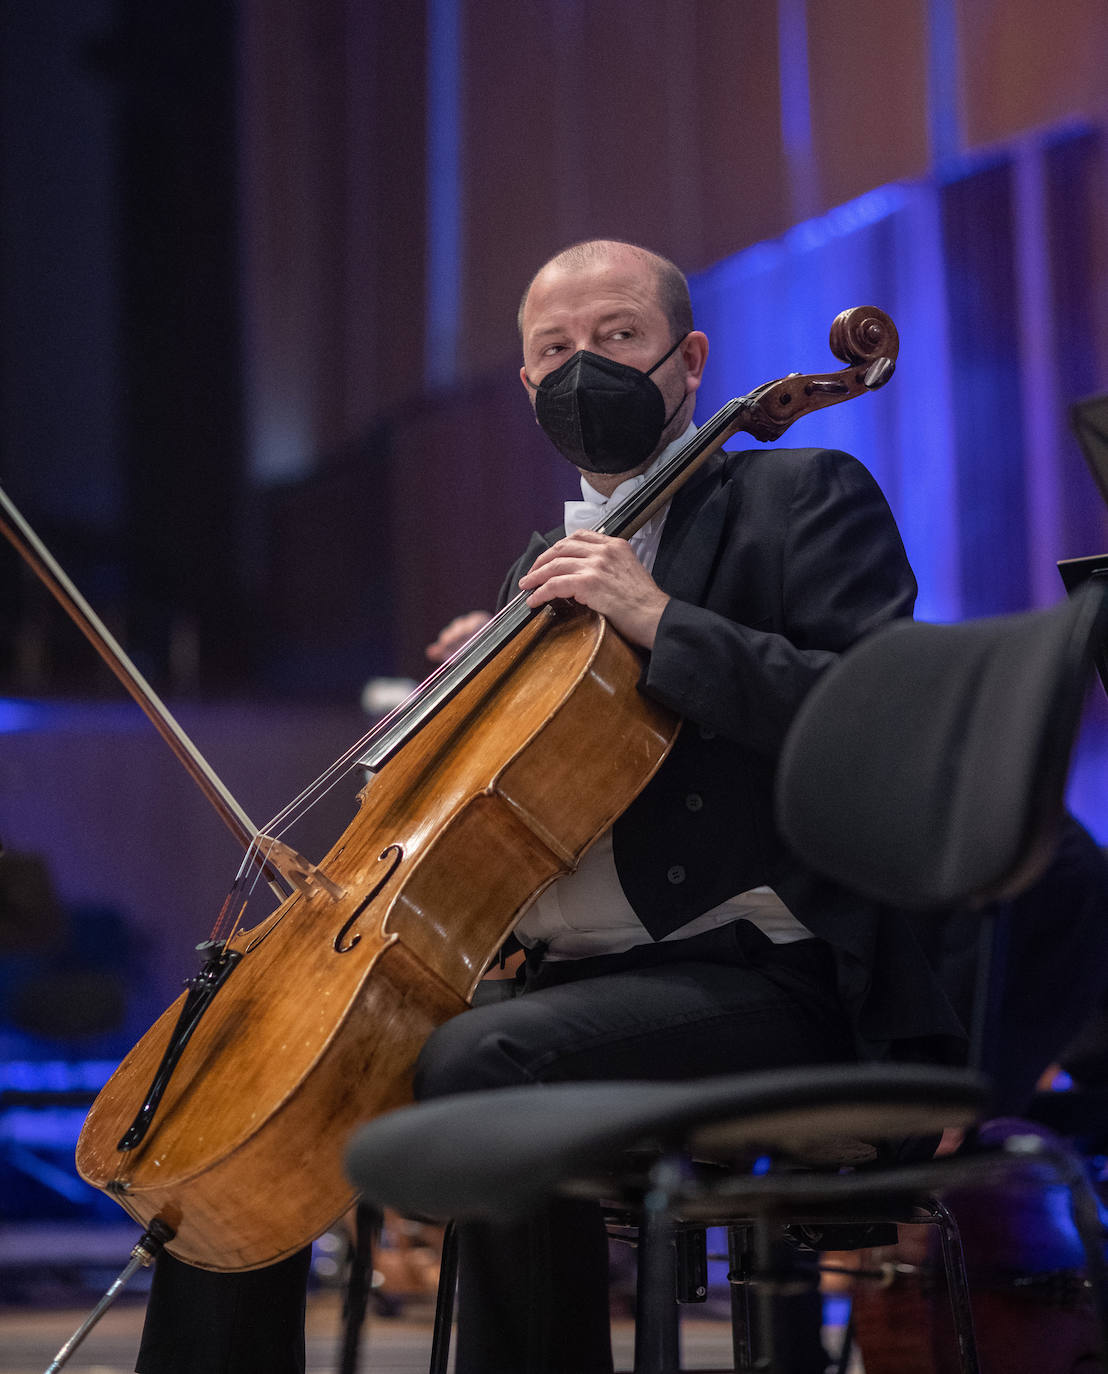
xmin=74 ymin=607 xmax=677 ymax=1271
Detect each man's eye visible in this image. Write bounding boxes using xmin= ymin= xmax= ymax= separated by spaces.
xmin=541 ymin=343 xmax=566 ymax=357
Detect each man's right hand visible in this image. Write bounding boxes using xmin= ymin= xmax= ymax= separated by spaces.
xmin=425 ymin=610 xmax=491 ymax=663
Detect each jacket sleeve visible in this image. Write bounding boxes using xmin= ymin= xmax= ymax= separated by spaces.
xmin=495 ymin=530 xmax=558 ymax=612
xmin=642 ymin=449 xmax=917 ymax=756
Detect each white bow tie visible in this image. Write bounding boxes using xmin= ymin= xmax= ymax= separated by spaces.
xmin=562 ymin=470 xmax=648 ymax=538
xmin=562 ymin=500 xmax=602 ymax=537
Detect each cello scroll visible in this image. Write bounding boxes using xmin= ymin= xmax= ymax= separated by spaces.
xmin=735 ymin=305 xmax=899 ymax=443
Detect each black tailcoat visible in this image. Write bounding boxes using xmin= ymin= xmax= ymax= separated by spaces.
xmin=500 ymin=446 xmax=965 ymax=1058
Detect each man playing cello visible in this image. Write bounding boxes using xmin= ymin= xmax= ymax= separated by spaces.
xmin=137 ymin=239 xmax=965 ymax=1373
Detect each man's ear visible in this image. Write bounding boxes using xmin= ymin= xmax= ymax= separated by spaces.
xmin=682 ymin=331 xmax=709 ymax=395
xmin=520 ymin=365 xmax=541 ymax=420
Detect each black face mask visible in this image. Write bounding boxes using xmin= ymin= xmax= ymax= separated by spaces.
xmin=525 ymin=335 xmax=688 ymax=474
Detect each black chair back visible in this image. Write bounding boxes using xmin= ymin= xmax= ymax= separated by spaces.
xmin=775 ymin=581 xmax=1108 ymax=910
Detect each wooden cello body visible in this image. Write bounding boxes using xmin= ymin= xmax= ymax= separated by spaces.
xmin=74 ymin=603 xmax=677 ymax=1270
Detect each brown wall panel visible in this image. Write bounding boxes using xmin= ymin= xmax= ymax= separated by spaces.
xmin=692 ymin=0 xmax=788 ymax=271
xmin=355 ymin=6 xmax=429 ymax=420
xmin=242 ymin=1 xmax=356 ymax=467
xmin=571 ymin=3 xmax=706 ymax=261
xmin=458 ymin=0 xmax=791 ymax=380
xmin=458 ymin=0 xmax=574 ymax=380
xmin=806 ymin=0 xmax=931 ymax=210
xmin=959 ymin=0 xmax=1108 ymax=151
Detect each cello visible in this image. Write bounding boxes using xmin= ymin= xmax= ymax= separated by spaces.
xmin=3 ymin=306 xmax=899 ymax=1274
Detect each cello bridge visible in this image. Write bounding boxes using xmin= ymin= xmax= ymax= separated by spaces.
xmin=255 ymin=836 xmax=346 ymax=901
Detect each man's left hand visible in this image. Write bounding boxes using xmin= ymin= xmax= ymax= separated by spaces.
xmin=518 ymin=530 xmax=669 ymax=650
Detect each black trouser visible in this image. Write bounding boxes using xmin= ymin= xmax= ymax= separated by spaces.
xmin=138 ymin=1247 xmax=311 ymax=1374
xmin=136 ymin=921 xmax=851 ymax=1374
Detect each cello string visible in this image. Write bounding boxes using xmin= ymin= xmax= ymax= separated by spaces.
xmin=208 ymin=416 xmax=739 ymax=938
xmin=171 ymin=395 xmax=827 ymax=949
xmin=220 ymin=591 xmax=549 ymax=920
xmin=221 ymin=433 xmax=693 ymax=908
xmin=280 ymin=418 xmax=738 ymax=815
xmin=210 ymin=498 xmax=618 ymax=937
xmin=235 ymin=415 xmax=736 ymax=856
xmin=252 ymin=418 xmax=716 ymax=844
xmin=211 ymin=435 xmax=680 ymax=912
xmin=243 ymin=589 xmax=542 ymax=849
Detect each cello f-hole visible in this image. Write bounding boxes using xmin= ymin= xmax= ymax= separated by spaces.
xmin=334 ymin=844 xmax=404 ymax=953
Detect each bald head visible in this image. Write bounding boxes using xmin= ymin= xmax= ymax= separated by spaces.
xmin=516 ymin=238 xmax=709 ymax=489
xmin=518 ymin=240 xmax=694 ymax=341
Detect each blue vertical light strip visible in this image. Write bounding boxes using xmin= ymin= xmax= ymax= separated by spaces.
xmin=1013 ymin=139 xmax=1063 ymax=608
xmin=425 ymin=0 xmax=463 ymax=388
xmin=688 ymin=180 xmax=960 ymax=621
xmin=777 ymin=0 xmax=816 ymax=222
xmin=927 ymin=0 xmax=961 ymax=170
xmin=885 ymin=183 xmax=961 ymax=622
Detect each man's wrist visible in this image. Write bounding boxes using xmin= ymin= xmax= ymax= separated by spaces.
xmin=633 ymin=593 xmax=671 ymax=651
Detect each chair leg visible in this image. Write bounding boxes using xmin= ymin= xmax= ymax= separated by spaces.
xmin=633 ymin=1156 xmax=683 ymax=1374
xmin=633 ymin=1205 xmax=681 ymax=1374
xmin=338 ymin=1203 xmax=379 ymax=1374
xmin=831 ymin=1310 xmax=855 ymax=1374
xmin=751 ymin=1218 xmax=785 ymax=1374
xmin=428 ymin=1220 xmax=459 ymax=1374
xmin=741 ymin=1218 xmax=826 ymax=1374
xmin=925 ymin=1197 xmax=981 ymax=1374
xmin=727 ymin=1225 xmax=755 ymax=1371
xmin=674 ymin=1227 xmax=708 ymax=1304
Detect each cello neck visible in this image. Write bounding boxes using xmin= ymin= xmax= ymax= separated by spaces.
xmin=358 ymin=304 xmax=900 ymax=773
xmin=596 ymin=399 xmax=747 ymax=540
xmin=356 ymin=399 xmax=746 ymax=773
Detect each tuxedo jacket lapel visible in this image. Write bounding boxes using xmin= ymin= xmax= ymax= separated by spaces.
xmin=651 ymin=454 xmax=732 ymax=604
